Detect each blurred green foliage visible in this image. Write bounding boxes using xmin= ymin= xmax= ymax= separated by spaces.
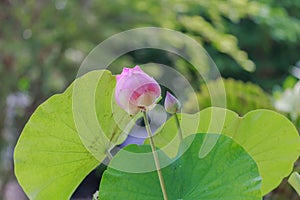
xmin=1 ymin=0 xmax=300 ymax=199
xmin=184 ymin=78 xmax=274 ymax=115
xmin=1 ymin=0 xmax=300 ymax=116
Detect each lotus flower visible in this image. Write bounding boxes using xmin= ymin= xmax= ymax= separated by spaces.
xmin=115 ymin=65 xmax=161 ymax=115
xmin=164 ymin=91 xmax=181 ymax=114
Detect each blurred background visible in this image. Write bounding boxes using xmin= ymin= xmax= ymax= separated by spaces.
xmin=1 ymin=0 xmax=300 ymax=199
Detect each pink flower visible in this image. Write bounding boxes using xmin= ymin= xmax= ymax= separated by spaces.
xmin=164 ymin=91 xmax=181 ymax=114
xmin=115 ymin=65 xmax=161 ymax=115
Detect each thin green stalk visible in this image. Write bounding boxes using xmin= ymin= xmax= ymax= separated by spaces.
xmin=174 ymin=112 xmax=183 ymax=198
xmin=142 ymin=111 xmax=168 ymax=200
xmin=174 ymin=113 xmax=183 ymax=142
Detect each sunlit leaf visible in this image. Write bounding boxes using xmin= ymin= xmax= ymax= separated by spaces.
xmin=147 ymin=107 xmax=300 ymax=195
xmin=99 ymin=134 xmax=262 ymax=199
xmin=14 ymin=70 xmax=133 ymax=199
xmin=72 ymin=70 xmax=133 ymax=160
xmin=14 ymin=88 xmax=99 ymax=199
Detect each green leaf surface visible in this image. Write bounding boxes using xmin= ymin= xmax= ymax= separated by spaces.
xmin=99 ymin=134 xmax=262 ymax=200
xmin=288 ymin=172 xmax=300 ymax=195
xmin=72 ymin=70 xmax=133 ymax=160
xmin=14 ymin=70 xmax=132 ymax=199
xmin=14 ymin=88 xmax=99 ymax=199
xmin=147 ymin=107 xmax=300 ymax=195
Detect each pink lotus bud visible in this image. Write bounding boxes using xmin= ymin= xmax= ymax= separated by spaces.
xmin=115 ymin=65 xmax=161 ymax=115
xmin=164 ymin=91 xmax=181 ymax=114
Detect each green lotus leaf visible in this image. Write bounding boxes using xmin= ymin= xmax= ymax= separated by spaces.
xmin=99 ymin=134 xmax=262 ymax=199
xmin=72 ymin=70 xmax=133 ymax=160
xmin=147 ymin=107 xmax=300 ymax=195
xmin=14 ymin=70 xmax=132 ymax=199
